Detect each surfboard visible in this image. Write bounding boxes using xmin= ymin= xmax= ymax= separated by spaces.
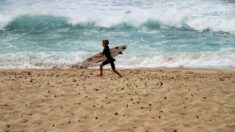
xmin=71 ymin=45 xmax=127 ymax=68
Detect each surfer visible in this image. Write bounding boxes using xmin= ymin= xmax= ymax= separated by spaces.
xmin=97 ymin=40 xmax=122 ymax=77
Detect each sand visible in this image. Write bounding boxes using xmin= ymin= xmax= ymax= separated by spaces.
xmin=0 ymin=68 xmax=235 ymax=132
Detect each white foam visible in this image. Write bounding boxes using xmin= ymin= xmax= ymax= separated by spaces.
xmin=0 ymin=0 xmax=235 ymax=34
xmin=116 ymin=48 xmax=235 ymax=69
xmin=0 ymin=51 xmax=85 ymax=69
xmin=0 ymin=48 xmax=234 ymax=69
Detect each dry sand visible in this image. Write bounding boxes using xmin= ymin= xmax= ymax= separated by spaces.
xmin=0 ymin=68 xmax=235 ymax=132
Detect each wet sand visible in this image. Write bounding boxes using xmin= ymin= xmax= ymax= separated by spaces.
xmin=0 ymin=68 xmax=235 ymax=132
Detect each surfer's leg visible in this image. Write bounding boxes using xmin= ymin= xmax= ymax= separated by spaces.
xmin=99 ymin=64 xmax=104 ymax=76
xmin=110 ymin=61 xmax=115 ymax=70
xmin=113 ymin=69 xmax=122 ymax=77
xmin=111 ymin=62 xmax=122 ymax=77
xmin=99 ymin=60 xmax=109 ymax=76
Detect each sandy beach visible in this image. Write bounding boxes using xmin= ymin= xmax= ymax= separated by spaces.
xmin=0 ymin=68 xmax=234 ymax=132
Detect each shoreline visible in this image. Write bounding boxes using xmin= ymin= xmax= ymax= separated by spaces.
xmin=1 ymin=67 xmax=235 ymax=72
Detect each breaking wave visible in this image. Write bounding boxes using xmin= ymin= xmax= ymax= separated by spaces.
xmin=2 ymin=14 xmax=235 ymax=34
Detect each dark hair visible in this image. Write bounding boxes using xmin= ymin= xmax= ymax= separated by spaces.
xmin=102 ymin=40 xmax=109 ymax=45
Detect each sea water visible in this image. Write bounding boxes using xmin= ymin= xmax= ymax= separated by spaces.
xmin=0 ymin=0 xmax=235 ymax=69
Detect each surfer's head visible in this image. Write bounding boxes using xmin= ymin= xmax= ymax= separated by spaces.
xmin=102 ymin=40 xmax=109 ymax=47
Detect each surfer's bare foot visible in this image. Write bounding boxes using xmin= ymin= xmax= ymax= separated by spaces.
xmin=118 ymin=75 xmax=123 ymax=78
xmin=112 ymin=69 xmax=122 ymax=77
xmin=97 ymin=74 xmax=103 ymax=77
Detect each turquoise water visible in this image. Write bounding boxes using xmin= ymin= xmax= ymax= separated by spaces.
xmin=0 ymin=0 xmax=235 ymax=69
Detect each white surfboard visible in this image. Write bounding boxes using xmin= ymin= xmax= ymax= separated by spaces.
xmin=71 ymin=45 xmax=127 ymax=68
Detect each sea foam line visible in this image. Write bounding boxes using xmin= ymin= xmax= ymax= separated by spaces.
xmin=0 ymin=49 xmax=234 ymax=69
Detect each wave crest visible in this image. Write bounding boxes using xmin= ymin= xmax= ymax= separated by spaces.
xmin=5 ymin=15 xmax=71 ymax=31
xmin=3 ymin=15 xmax=235 ymax=34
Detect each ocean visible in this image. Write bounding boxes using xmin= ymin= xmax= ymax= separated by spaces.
xmin=0 ymin=0 xmax=235 ymax=69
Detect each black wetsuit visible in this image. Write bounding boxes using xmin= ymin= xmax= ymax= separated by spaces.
xmin=102 ymin=46 xmax=116 ymax=69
